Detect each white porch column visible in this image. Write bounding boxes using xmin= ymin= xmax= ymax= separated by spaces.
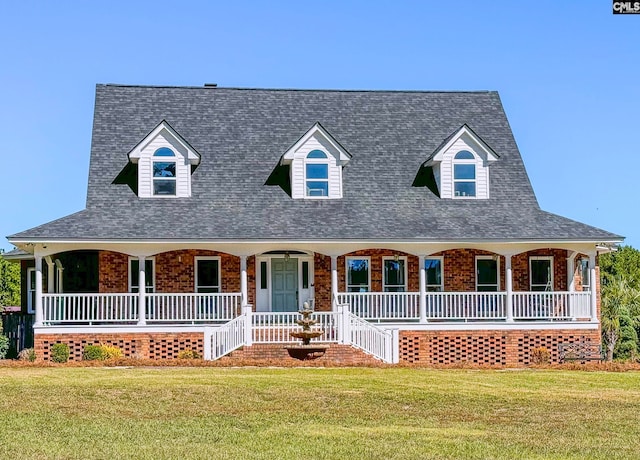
xmin=589 ymin=253 xmax=598 ymax=322
xmin=45 ymin=256 xmax=54 ymax=294
xmin=418 ymin=255 xmax=427 ymax=323
xmin=505 ymin=255 xmax=514 ymax=322
xmin=240 ymin=255 xmax=248 ymax=307
xmin=34 ymin=255 xmax=44 ymax=327
xmin=331 ymin=255 xmax=338 ymax=311
xmin=137 ymin=256 xmax=146 ymax=326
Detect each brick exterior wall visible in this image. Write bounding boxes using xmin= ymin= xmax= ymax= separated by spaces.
xmin=399 ymin=329 xmax=601 ymax=365
xmin=337 ymin=250 xmax=420 ymax=293
xmin=99 ymin=250 xmax=241 ymax=294
xmin=96 ymin=248 xmax=595 ymax=312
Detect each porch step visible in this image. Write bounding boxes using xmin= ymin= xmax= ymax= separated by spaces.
xmin=220 ymin=343 xmax=384 ymax=365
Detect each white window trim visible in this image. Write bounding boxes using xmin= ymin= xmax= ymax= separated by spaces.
xmin=303 ymin=151 xmax=331 ymax=199
xmin=27 ymin=267 xmax=36 ymax=314
xmin=475 ymin=255 xmax=500 ymax=291
xmin=382 ymin=256 xmax=408 ymax=292
xmin=152 ymin=152 xmax=177 ymax=198
xmin=128 ymin=257 xmax=156 ymax=293
xmin=452 ymin=150 xmax=477 ymax=199
xmin=529 ymin=256 xmax=554 ymax=291
xmin=424 ymin=256 xmax=444 ymax=292
xmin=195 ymin=256 xmax=222 ymax=293
xmin=345 ymin=256 xmax=371 ymax=292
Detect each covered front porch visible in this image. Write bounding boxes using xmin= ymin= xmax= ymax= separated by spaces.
xmin=25 ymin=240 xmax=601 ymax=327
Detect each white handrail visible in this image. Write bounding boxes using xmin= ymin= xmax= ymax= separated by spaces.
xmin=205 ymin=314 xmax=247 ymax=360
xmin=341 ymin=307 xmax=396 ymax=363
xmin=42 ymin=293 xmax=138 ymax=325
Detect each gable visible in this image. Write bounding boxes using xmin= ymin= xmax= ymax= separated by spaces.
xmin=126 ymin=120 xmax=200 ymax=198
xmin=280 ymin=122 xmax=351 ymax=199
xmin=424 ymin=125 xmax=499 ymax=199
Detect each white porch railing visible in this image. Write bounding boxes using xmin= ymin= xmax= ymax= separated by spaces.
xmin=339 ymin=306 xmax=398 ymax=363
xmin=204 ymin=306 xmax=397 ymax=363
xmin=41 ymin=293 xmax=241 ymax=325
xmin=42 ymin=293 xmax=138 ymax=325
xmin=146 ymin=293 xmax=241 ymax=323
xmin=512 ymin=291 xmax=591 ymax=320
xmin=335 ymin=292 xmax=420 ymax=320
xmin=337 ymin=291 xmax=591 ymax=322
xmin=426 ymin=292 xmax=507 ymax=320
xmin=251 ymin=311 xmax=339 ymax=344
xmin=205 ymin=314 xmax=247 ymax=360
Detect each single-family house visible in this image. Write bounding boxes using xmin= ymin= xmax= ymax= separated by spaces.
xmin=5 ymin=84 xmax=622 ymax=364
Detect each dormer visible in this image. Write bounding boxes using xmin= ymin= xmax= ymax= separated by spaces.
xmin=280 ymin=123 xmax=351 ymax=199
xmin=127 ymin=120 xmax=201 ymax=198
xmin=423 ymin=124 xmax=499 ymax=199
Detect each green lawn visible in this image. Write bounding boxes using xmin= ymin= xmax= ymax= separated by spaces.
xmin=1 ymin=367 xmax=639 ymax=459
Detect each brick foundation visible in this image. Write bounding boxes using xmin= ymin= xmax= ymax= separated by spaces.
xmin=399 ymin=329 xmax=601 ymax=365
xmin=35 ymin=327 xmax=601 ymax=366
xmin=35 ymin=333 xmax=205 ymax=361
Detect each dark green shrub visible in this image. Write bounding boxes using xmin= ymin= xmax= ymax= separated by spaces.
xmin=50 ymin=343 xmax=70 ymax=363
xmin=176 ymin=349 xmax=202 ymax=359
xmin=18 ymin=347 xmax=36 ymax=362
xmin=83 ymin=344 xmax=105 ymax=361
xmin=0 ymin=335 xmax=9 ymax=359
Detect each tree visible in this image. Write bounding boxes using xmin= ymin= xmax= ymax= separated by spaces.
xmin=599 ymin=245 xmax=640 ymax=290
xmin=0 ymin=249 xmax=21 ymax=308
xmin=600 ymin=276 xmax=640 ymax=361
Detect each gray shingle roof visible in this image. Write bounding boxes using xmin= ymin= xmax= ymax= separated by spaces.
xmin=8 ymin=85 xmax=622 ymax=242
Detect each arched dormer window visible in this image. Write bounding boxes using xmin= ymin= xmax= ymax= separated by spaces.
xmin=305 ymin=149 xmax=329 ymax=197
xmin=453 ymin=150 xmax=476 ymax=197
xmin=152 ymin=147 xmax=177 ymax=196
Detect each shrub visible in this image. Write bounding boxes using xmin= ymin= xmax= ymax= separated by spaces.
xmin=0 ymin=335 xmax=9 ymax=359
xmin=83 ymin=344 xmax=124 ymax=361
xmin=50 ymin=343 xmax=70 ymax=363
xmin=18 ymin=348 xmax=36 ymax=362
xmin=101 ymin=344 xmax=123 ymax=360
xmin=530 ymin=346 xmax=551 ymax=365
xmin=176 ymin=349 xmax=202 ymax=360
xmin=83 ymin=344 xmax=105 ymax=361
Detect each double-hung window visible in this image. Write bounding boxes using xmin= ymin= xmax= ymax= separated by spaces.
xmin=305 ymin=150 xmax=329 ymax=197
xmin=476 ymin=256 xmax=499 ymax=291
xmin=530 ymin=256 xmax=553 ymax=291
xmin=129 ymin=258 xmax=155 ymax=293
xmin=424 ymin=257 xmax=443 ymax=291
xmin=152 ymin=147 xmax=177 ymax=196
xmin=383 ymin=257 xmax=407 ymax=292
xmin=453 ymin=150 xmax=476 ymax=197
xmin=195 ymin=257 xmax=221 ymax=293
xmin=346 ymin=257 xmax=370 ymax=292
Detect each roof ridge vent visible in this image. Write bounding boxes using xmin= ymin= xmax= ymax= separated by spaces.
xmin=204 ymin=83 xmax=218 ymax=87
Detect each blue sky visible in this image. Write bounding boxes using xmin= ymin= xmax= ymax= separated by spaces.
xmin=1 ymin=1 xmax=637 ymax=251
